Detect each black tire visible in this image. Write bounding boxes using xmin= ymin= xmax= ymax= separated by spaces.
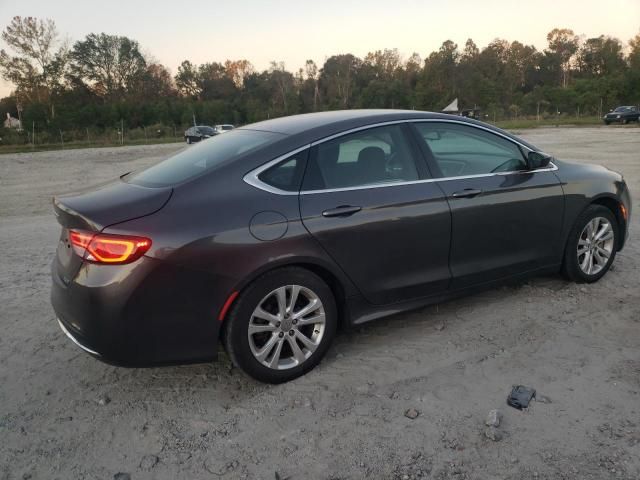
xmin=623 ymin=119 xmax=629 ymax=125
xmin=604 ymin=121 xmax=611 ymax=125
xmin=223 ymin=267 xmax=337 ymax=383
xmin=562 ymin=205 xmax=619 ymax=283
xmin=186 ymin=137 xmax=191 ymax=144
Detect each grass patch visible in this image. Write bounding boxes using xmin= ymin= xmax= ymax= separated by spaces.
xmin=0 ymin=137 xmax=183 ymax=155
xmin=493 ymin=116 xmax=608 ymax=129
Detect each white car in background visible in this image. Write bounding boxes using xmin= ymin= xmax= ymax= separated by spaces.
xmin=214 ymin=124 xmax=235 ymax=134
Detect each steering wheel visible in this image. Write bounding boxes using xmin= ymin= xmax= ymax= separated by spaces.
xmin=491 ymin=158 xmax=524 ymax=173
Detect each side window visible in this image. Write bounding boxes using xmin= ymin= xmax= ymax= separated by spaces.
xmin=258 ymin=150 xmax=308 ymax=192
xmin=302 ymin=124 xmax=420 ymax=191
xmin=414 ymin=123 xmax=527 ymax=177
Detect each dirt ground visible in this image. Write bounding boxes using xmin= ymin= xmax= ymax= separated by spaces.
xmin=1 ymin=126 xmax=639 ymax=480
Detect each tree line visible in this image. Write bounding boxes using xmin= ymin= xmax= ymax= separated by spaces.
xmin=1 ymin=16 xmax=639 ymax=144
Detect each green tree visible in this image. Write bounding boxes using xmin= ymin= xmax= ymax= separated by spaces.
xmin=175 ymin=60 xmax=200 ymax=98
xmin=0 ymin=16 xmax=67 ymax=118
xmin=69 ymin=33 xmax=147 ymax=100
xmin=416 ymin=40 xmax=459 ymax=110
xmin=545 ymin=28 xmax=580 ymax=87
xmin=578 ymin=36 xmax=626 ymax=77
xmin=319 ymin=54 xmax=361 ymax=109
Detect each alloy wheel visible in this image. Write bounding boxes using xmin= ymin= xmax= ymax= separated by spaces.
xmin=577 ymin=216 xmax=614 ymax=275
xmin=248 ymin=285 xmax=326 ymax=370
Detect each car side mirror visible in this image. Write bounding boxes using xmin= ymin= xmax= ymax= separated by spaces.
xmin=527 ymin=151 xmax=552 ymax=170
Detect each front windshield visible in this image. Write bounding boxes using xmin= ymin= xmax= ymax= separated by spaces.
xmin=198 ymin=127 xmax=215 ymax=135
xmin=126 ymin=129 xmax=283 ymax=187
xmin=613 ymin=107 xmax=631 ymax=112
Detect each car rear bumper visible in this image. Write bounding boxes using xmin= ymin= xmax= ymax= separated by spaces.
xmin=51 ymin=254 xmax=233 ymax=366
xmin=57 ymin=317 xmax=101 ymax=356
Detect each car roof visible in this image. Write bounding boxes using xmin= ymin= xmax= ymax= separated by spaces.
xmin=238 ymin=109 xmax=538 ymax=151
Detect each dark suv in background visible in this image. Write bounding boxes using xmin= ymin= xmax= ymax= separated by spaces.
xmin=603 ymin=106 xmax=640 ymax=125
xmin=184 ymin=125 xmax=216 ymax=143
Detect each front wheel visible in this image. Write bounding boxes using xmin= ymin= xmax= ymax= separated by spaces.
xmin=562 ymin=205 xmax=618 ymax=283
xmin=186 ymin=137 xmax=191 ymax=144
xmin=223 ymin=267 xmax=337 ymax=383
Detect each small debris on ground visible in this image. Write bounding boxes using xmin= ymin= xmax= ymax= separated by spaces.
xmin=404 ymin=408 xmax=420 ymax=419
xmin=485 ymin=409 xmax=502 ymax=427
xmin=536 ymin=394 xmax=552 ymax=404
xmin=507 ymin=385 xmax=536 ymax=410
xmin=434 ymin=321 xmax=445 ymax=331
xmin=113 ymin=474 xmax=130 ymax=480
xmin=97 ymin=394 xmax=111 ymax=406
xmin=484 ymin=426 xmax=503 ymax=442
xmin=140 ymin=454 xmax=159 ymax=470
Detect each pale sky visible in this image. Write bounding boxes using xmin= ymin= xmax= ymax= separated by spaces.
xmin=0 ymin=0 xmax=638 ymax=97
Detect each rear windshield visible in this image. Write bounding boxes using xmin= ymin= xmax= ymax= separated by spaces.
xmin=198 ymin=126 xmax=215 ymax=134
xmin=126 ymin=129 xmax=282 ymax=187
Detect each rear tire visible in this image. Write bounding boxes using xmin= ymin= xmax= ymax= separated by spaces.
xmin=562 ymin=205 xmax=618 ymax=283
xmin=223 ymin=267 xmax=337 ymax=383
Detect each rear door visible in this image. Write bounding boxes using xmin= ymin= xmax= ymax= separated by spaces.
xmin=411 ymin=121 xmax=564 ymax=289
xmin=299 ymin=123 xmax=452 ymax=305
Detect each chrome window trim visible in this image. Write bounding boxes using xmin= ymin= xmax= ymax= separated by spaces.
xmin=242 ymin=144 xmax=311 ymax=196
xmin=242 ymin=118 xmax=556 ymax=196
xmin=299 ymin=162 xmax=558 ymax=195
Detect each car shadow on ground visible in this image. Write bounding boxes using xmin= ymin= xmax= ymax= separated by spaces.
xmin=91 ymin=273 xmax=571 ymax=400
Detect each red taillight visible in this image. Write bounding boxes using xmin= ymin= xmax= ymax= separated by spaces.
xmin=69 ymin=230 xmax=152 ymax=264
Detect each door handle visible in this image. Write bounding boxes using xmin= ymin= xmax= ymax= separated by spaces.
xmin=322 ymin=205 xmax=362 ymax=218
xmin=451 ymin=188 xmax=482 ymax=198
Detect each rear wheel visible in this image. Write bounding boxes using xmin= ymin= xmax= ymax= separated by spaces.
xmin=562 ymin=205 xmax=618 ymax=283
xmin=223 ymin=267 xmax=337 ymax=383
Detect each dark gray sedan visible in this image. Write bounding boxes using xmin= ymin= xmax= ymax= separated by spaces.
xmin=184 ymin=125 xmax=215 ymax=143
xmin=603 ymin=106 xmax=640 ymax=124
xmin=51 ymin=110 xmax=631 ymax=383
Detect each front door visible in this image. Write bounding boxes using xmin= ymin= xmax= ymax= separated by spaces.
xmin=411 ymin=121 xmax=565 ymax=289
xmin=299 ymin=123 xmax=452 ymax=305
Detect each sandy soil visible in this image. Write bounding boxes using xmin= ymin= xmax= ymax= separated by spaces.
xmin=1 ymin=127 xmax=639 ymax=480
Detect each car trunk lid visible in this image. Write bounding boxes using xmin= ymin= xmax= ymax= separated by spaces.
xmin=52 ymin=180 xmax=172 ymax=282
